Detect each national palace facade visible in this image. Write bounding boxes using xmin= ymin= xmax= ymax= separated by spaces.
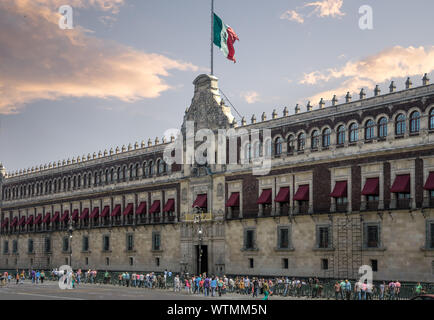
xmin=1 ymin=74 xmax=434 ymax=282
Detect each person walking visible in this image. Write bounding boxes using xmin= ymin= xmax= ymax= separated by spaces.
xmin=40 ymin=270 xmax=45 ymax=284
xmin=379 ymin=281 xmax=385 ymax=300
xmin=253 ymin=278 xmax=259 ymax=298
xmin=211 ymin=276 xmax=217 ymax=297
xmin=334 ymin=281 xmax=341 ymax=300
xmin=262 ymin=280 xmax=270 ymax=300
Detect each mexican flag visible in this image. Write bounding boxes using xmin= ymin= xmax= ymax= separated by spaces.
xmin=213 ymin=13 xmax=239 ymax=63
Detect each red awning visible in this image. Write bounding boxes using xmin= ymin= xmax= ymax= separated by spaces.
xmin=42 ymin=213 xmax=51 ymax=223
xmin=110 ymin=205 xmax=121 ymax=217
xmin=226 ymin=192 xmax=240 ymax=207
xmin=51 ymin=212 xmax=60 ymax=223
xmin=1 ymin=218 xmax=9 ymax=228
xmin=100 ymin=206 xmax=110 ymax=218
xmin=18 ymin=216 xmax=26 ymax=226
xmin=192 ymin=194 xmax=207 ymax=208
xmin=294 ymin=185 xmax=309 ymax=201
xmin=390 ymin=174 xmax=410 ymax=193
xmin=71 ymin=209 xmax=79 ymax=221
xmin=123 ymin=203 xmax=134 ymax=216
xmin=163 ymin=199 xmax=175 ymax=212
xmin=25 ymin=215 xmax=34 ymax=225
xmin=60 ymin=211 xmax=69 ymax=222
xmin=135 ymin=202 xmax=147 ymax=215
xmin=149 ymin=200 xmax=161 ymax=214
xmin=424 ymin=172 xmax=434 ymax=190
xmin=257 ymin=189 xmax=272 ymax=204
xmin=34 ymin=214 xmax=43 ymax=225
xmin=90 ymin=207 xmax=99 ymax=219
xmin=10 ymin=217 xmax=18 ymax=227
xmin=330 ymin=181 xmax=348 ymax=198
xmin=275 ymin=187 xmax=290 ymax=203
xmin=362 ymin=178 xmax=379 ymax=195
xmin=80 ymin=208 xmax=89 ymax=220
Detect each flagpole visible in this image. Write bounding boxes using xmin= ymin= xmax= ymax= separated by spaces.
xmin=211 ymin=0 xmax=214 ymax=76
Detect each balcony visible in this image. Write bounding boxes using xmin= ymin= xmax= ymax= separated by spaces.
xmin=335 ymin=203 xmax=349 ymax=213
xmin=360 ymin=200 xmax=382 ymax=211
xmin=423 ymin=197 xmax=434 ymax=208
xmin=396 ymin=198 xmax=412 ymax=209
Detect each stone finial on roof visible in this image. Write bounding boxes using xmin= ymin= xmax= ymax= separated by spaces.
xmin=71 ymin=158 xmax=76 ymax=164
xmin=170 ymin=135 xmax=175 ymax=142
xmin=261 ymin=112 xmax=267 ymax=122
xmin=87 ymin=153 xmax=92 ymax=160
xmin=141 ymin=140 xmax=145 ymax=148
xmin=115 ymin=146 xmax=120 ymax=154
xmin=76 ymin=156 xmax=80 ymax=163
xmin=162 ymin=136 xmax=167 ymax=143
xmin=283 ymin=106 xmax=289 ymax=117
xmin=67 ymin=159 xmax=71 ymax=165
xmin=389 ymin=81 xmax=396 ymax=93
xmin=251 ymin=114 xmax=256 ymax=124
xmin=306 ymin=101 xmax=313 ymax=111
xmin=98 ymin=151 xmax=102 ymax=158
xmin=359 ymin=88 xmax=366 ymax=100
xmin=134 ymin=142 xmax=139 ymax=150
xmin=374 ymin=85 xmax=381 ymax=96
xmin=423 ymin=73 xmax=430 ymax=86
xmin=148 ymin=139 xmax=152 ymax=147
xmin=63 ymin=159 xmax=66 ymax=166
xmin=295 ymin=104 xmax=301 ymax=114
xmin=128 ymin=143 xmax=132 ymax=151
xmin=121 ymin=145 xmax=126 ymax=152
xmin=104 ymin=149 xmax=108 ymax=157
xmin=405 ymin=77 xmax=412 ymax=89
xmin=232 ymin=118 xmax=238 ymax=128
xmin=81 ymin=155 xmax=86 ymax=162
xmin=92 ymin=152 xmax=97 ymax=159
xmin=154 ymin=137 xmax=159 ymax=145
xmin=331 ymin=95 xmax=338 ymax=106
xmin=345 ymin=92 xmax=352 ymax=103
xmin=272 ymin=109 xmax=278 ymax=119
xmin=241 ymin=116 xmax=246 ymax=126
xmin=319 ymin=98 xmax=325 ymax=109
xmin=110 ymin=148 xmax=114 ymax=155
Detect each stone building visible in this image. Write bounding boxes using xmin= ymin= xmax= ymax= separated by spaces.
xmin=1 ymin=73 xmax=434 ymax=282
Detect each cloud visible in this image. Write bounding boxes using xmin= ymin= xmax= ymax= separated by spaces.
xmin=305 ymin=0 xmax=345 ymax=18
xmin=280 ymin=10 xmax=304 ymax=24
xmin=0 ymin=0 xmax=198 ymax=114
xmin=300 ymin=45 xmax=434 ymax=103
xmin=241 ymin=91 xmax=260 ymax=104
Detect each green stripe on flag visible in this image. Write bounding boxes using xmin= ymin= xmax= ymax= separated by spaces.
xmin=213 ymin=13 xmax=229 ymax=58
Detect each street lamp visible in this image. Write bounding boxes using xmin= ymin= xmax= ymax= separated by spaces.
xmin=68 ymin=220 xmax=73 ymax=269
xmin=193 ymin=205 xmax=203 ymax=276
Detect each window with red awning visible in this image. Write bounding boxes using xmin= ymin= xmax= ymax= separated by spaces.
xmin=25 ymin=215 xmax=34 ymax=225
xmin=362 ymin=178 xmax=379 ymax=195
xmin=163 ymin=199 xmax=175 ymax=212
xmin=60 ymin=211 xmax=69 ymax=222
xmin=424 ymin=172 xmax=434 ymax=190
xmin=90 ymin=207 xmax=99 ymax=219
xmin=257 ymin=189 xmax=272 ymax=204
xmin=10 ymin=217 xmax=18 ymax=227
xmin=123 ymin=203 xmax=134 ymax=216
xmin=192 ymin=194 xmax=207 ymax=208
xmin=330 ymin=181 xmax=348 ymax=198
xmin=71 ymin=209 xmax=79 ymax=221
xmin=1 ymin=218 xmax=9 ymax=228
xmin=35 ymin=214 xmax=43 ymax=225
xmin=293 ymin=185 xmax=309 ymax=201
xmin=226 ymin=192 xmax=240 ymax=207
xmin=390 ymin=174 xmax=410 ymax=193
xmin=110 ymin=205 xmax=121 ymax=217
xmin=100 ymin=206 xmax=110 ymax=218
xmin=18 ymin=216 xmax=26 ymax=226
xmin=42 ymin=213 xmax=51 ymax=223
xmin=51 ymin=212 xmax=60 ymax=223
xmin=149 ymin=200 xmax=161 ymax=214
xmin=80 ymin=208 xmax=89 ymax=220
xmin=135 ymin=202 xmax=147 ymax=215
xmin=275 ymin=187 xmax=290 ymax=203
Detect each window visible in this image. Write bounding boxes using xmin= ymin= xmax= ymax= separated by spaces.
xmin=249 ymin=258 xmax=254 ymax=269
xmin=152 ymin=232 xmax=161 ymax=251
xmin=349 ymin=123 xmax=358 ymax=142
xmin=44 ymin=238 xmax=51 ymax=253
xmin=287 ymin=135 xmax=294 ymax=154
xmin=311 ymin=130 xmax=319 ymax=149
xmin=149 ymin=161 xmax=154 ymax=176
xmin=317 ymin=226 xmax=331 ymax=249
xmin=274 ymin=138 xmax=282 ymax=156
xmin=127 ymin=234 xmax=134 ymax=251
xmin=378 ymin=117 xmax=388 ymax=138
xmin=244 ymin=229 xmax=255 ymax=250
xmin=337 ymin=125 xmax=346 ymax=145
xmin=82 ymin=236 xmax=89 ymax=252
xmin=365 ymin=120 xmax=375 ymax=140
xmin=278 ymin=227 xmax=290 ymax=249
xmin=155 ymin=257 xmax=160 ymax=267
xmin=282 ymin=258 xmax=289 ymax=269
xmin=103 ymin=235 xmax=110 ymax=251
xmin=297 ymin=133 xmax=305 ymax=151
xmin=364 ymin=224 xmax=380 ymax=248
xmin=410 ymin=111 xmax=420 ymax=133
xmin=158 ymin=160 xmax=165 ymax=174
xmin=430 ymin=109 xmax=434 ymax=130
xmin=395 ymin=114 xmax=406 ymax=135
xmin=427 ymin=221 xmax=434 ymax=249
xmin=28 ymin=239 xmax=34 ymax=254
xmin=129 ymin=257 xmax=134 ymax=266
xmin=85 ymin=257 xmax=89 ymax=265
xmin=322 ymin=128 xmax=330 ymax=147
xmin=371 ymin=259 xmax=378 ymax=272
xmin=12 ymin=240 xmax=18 ymax=254
xmin=321 ymin=259 xmax=329 ymax=270
xmin=62 ymin=237 xmax=69 ymax=252
xmin=105 ymin=257 xmax=110 ymax=266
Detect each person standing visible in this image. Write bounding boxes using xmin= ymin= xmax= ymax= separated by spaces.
xmin=345 ymin=280 xmax=352 ymax=300
xmin=40 ymin=270 xmax=45 ymax=284
xmin=262 ymin=281 xmax=270 ymax=300
xmin=253 ymin=278 xmax=259 ymax=298
xmin=211 ymin=276 xmax=217 ymax=297
xmin=334 ymin=281 xmax=341 ymax=300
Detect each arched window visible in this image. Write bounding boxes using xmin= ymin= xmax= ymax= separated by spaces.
xmin=94 ymin=172 xmax=98 ymax=185
xmin=83 ymin=174 xmax=87 ymax=187
xmin=149 ymin=161 xmax=154 ymax=176
xmin=395 ymin=114 xmax=406 ymax=135
xmin=129 ymin=165 xmax=133 ymax=179
xmin=322 ymin=128 xmax=331 ymax=147
xmin=275 ymin=138 xmax=282 ymax=155
xmin=337 ymin=125 xmax=346 ymax=145
xmin=287 ymin=135 xmax=294 ymax=153
xmin=122 ymin=166 xmax=126 ymax=180
xmin=311 ymin=130 xmax=319 ymax=149
xmin=348 ymin=123 xmax=358 ymax=143
xmin=110 ymin=168 xmax=114 ymax=182
xmin=365 ymin=120 xmax=375 ymax=140
xmin=410 ymin=111 xmax=420 ymax=133
xmin=142 ymin=162 xmax=147 ymax=177
xmin=105 ymin=170 xmax=109 ymax=183
xmin=378 ymin=117 xmax=388 ymax=138
xmin=158 ymin=160 xmax=165 ymax=174
xmin=430 ymin=109 xmax=434 ymax=130
xmin=117 ymin=167 xmax=121 ymax=181
xmin=297 ymin=133 xmax=305 ymax=151
xmin=67 ymin=177 xmax=71 ymax=190
xmin=135 ymin=164 xmax=139 ymax=177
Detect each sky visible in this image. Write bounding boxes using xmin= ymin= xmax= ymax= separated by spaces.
xmin=1 ymin=0 xmax=434 ymax=173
